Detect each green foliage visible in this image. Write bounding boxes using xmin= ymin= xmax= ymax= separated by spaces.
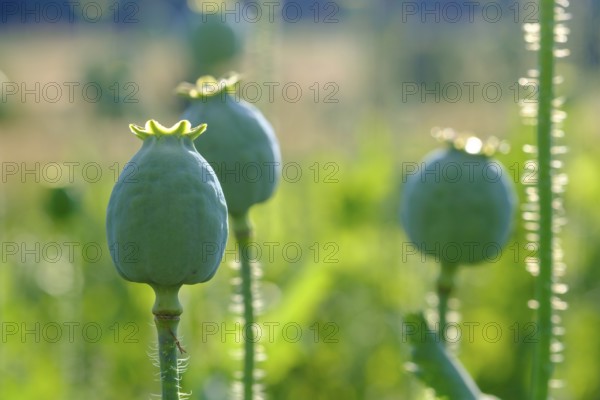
xmin=0 ymin=7 xmax=597 ymax=398
xmin=0 ymin=114 xmax=599 ymax=399
xmin=44 ymin=186 xmax=80 ymax=222
xmin=403 ymin=313 xmax=489 ymax=400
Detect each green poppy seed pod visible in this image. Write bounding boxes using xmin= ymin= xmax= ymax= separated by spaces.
xmin=177 ymin=74 xmax=281 ymax=216
xmin=106 ymin=120 xmax=228 ymax=287
xmin=186 ymin=13 xmax=242 ymax=77
xmin=400 ymin=138 xmax=516 ymax=265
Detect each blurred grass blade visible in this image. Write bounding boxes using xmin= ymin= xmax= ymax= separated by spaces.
xmin=403 ymin=313 xmax=497 ymax=400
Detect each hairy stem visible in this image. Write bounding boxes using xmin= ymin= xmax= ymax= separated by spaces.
xmin=437 ymin=262 xmax=459 ymax=343
xmin=531 ymin=0 xmax=556 ymax=398
xmin=232 ymin=213 xmax=255 ymax=400
xmin=152 ymin=285 xmax=183 ymax=400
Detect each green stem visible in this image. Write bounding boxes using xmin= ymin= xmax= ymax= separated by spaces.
xmin=152 ymin=285 xmax=183 ymax=400
xmin=531 ymin=0 xmax=555 ymax=399
xmin=404 ymin=313 xmax=484 ymax=400
xmin=437 ymin=262 xmax=459 ymax=344
xmin=232 ymin=213 xmax=255 ymax=400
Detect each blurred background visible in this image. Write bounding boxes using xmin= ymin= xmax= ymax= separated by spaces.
xmin=0 ymin=0 xmax=599 ymax=399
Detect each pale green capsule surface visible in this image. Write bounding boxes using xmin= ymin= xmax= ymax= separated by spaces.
xmin=106 ymin=120 xmax=228 ymax=286
xmin=401 ymin=146 xmax=516 ymax=265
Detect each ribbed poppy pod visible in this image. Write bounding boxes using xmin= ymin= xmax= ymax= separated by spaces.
xmin=177 ymin=74 xmax=281 ymax=217
xmin=106 ymin=120 xmax=228 ymax=287
xmin=400 ymin=135 xmax=516 ymax=265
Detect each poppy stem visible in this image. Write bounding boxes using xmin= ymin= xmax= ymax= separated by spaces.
xmin=437 ymin=262 xmax=459 ymax=344
xmin=232 ymin=213 xmax=256 ymax=400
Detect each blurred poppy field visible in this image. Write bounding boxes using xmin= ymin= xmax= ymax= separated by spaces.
xmin=0 ymin=0 xmax=600 ymax=399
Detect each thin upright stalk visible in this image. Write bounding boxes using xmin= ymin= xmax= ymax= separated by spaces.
xmin=155 ymin=316 xmax=181 ymax=400
xmin=152 ymin=285 xmax=184 ymax=400
xmin=531 ymin=0 xmax=556 ymax=398
xmin=437 ymin=262 xmax=458 ymax=343
xmin=232 ymin=213 xmax=255 ymax=400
